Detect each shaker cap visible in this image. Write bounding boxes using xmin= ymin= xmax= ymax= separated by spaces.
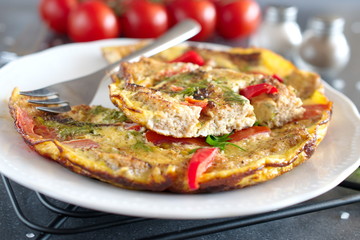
xmin=265 ymin=5 xmax=298 ymax=22
xmin=308 ymin=16 xmax=345 ymax=34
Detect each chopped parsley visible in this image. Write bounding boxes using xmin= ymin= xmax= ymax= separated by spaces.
xmin=37 ymin=117 xmax=99 ymax=139
xmin=89 ymin=106 xmax=127 ymax=123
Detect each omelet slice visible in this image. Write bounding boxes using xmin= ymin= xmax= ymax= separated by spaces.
xmin=110 ymin=59 xmax=259 ymax=138
xmin=102 ymin=44 xmax=322 ymax=100
xmin=110 ymin=58 xmax=305 ymax=137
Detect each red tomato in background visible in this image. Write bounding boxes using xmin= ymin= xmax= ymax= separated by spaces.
xmin=121 ymin=0 xmax=168 ymax=38
xmin=39 ymin=0 xmax=78 ymax=34
xmin=67 ymin=0 xmax=120 ymax=42
xmin=216 ymin=0 xmax=261 ymax=39
xmin=167 ymin=0 xmax=216 ymax=41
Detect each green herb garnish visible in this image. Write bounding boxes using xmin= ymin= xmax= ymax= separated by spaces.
xmin=37 ymin=117 xmax=99 ymax=139
xmin=89 ymin=105 xmax=108 ymax=115
xmin=46 ymin=121 xmax=98 ymax=139
xmin=89 ymin=106 xmax=127 ymax=123
xmin=206 ymin=133 xmax=245 ymax=151
xmin=212 ymin=78 xmax=247 ymax=104
xmin=103 ymin=110 xmax=127 ymax=123
xmin=253 ymin=121 xmax=260 ymax=126
xmin=221 ymin=85 xmax=247 ymax=104
xmin=132 ymin=141 xmax=153 ymax=152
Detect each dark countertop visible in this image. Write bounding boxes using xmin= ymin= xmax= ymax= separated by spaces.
xmin=1 ymin=0 xmax=360 ymax=239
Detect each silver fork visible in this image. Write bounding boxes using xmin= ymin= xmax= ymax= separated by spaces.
xmin=19 ymin=19 xmax=201 ymax=113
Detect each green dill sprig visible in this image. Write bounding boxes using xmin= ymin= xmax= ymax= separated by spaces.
xmin=206 ymin=133 xmax=245 ymax=151
xmin=221 ymin=85 xmax=247 ymax=104
xmin=188 ymin=132 xmax=245 ymax=154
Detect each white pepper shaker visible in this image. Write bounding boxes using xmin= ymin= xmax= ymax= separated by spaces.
xmin=296 ymin=16 xmax=350 ymax=80
xmin=249 ymin=5 xmax=302 ymax=61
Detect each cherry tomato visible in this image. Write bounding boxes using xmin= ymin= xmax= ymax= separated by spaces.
xmin=39 ymin=0 xmax=78 ymax=34
xmin=68 ymin=0 xmax=120 ymax=42
xmin=167 ymin=0 xmax=216 ymax=41
xmin=216 ymin=0 xmax=261 ymax=39
xmin=121 ymin=0 xmax=168 ymax=38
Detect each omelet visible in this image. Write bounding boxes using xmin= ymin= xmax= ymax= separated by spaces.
xmin=8 ymin=45 xmax=332 ymax=193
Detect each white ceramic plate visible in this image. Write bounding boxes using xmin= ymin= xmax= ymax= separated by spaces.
xmin=1 ymin=39 xmax=360 ymax=219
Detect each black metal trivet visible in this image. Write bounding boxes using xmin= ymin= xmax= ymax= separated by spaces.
xmin=2 ymin=173 xmax=360 ymax=240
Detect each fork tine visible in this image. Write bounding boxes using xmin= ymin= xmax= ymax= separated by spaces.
xmin=20 ymin=87 xmax=58 ymax=97
xmin=36 ymin=104 xmax=71 ymax=113
xmin=28 ymin=97 xmax=67 ymax=105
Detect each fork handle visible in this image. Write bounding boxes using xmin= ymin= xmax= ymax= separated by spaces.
xmin=106 ymin=19 xmax=201 ymax=73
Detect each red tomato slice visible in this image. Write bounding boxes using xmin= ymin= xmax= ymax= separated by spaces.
xmin=169 ymin=50 xmax=205 ymax=66
xmin=188 ymin=147 xmax=219 ymax=190
xmin=145 ymin=131 xmax=207 ymax=146
xmin=33 ymin=125 xmax=57 ymax=139
xmin=124 ymin=122 xmax=143 ymax=131
xmin=229 ymin=126 xmax=271 ymax=142
xmin=239 ymin=83 xmax=278 ymax=99
xmin=62 ymin=139 xmax=99 ymax=149
xmin=16 ymin=108 xmax=37 ymax=137
xmin=300 ymin=104 xmax=332 ymax=120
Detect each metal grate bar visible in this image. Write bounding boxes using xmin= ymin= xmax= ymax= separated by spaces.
xmin=36 ymin=204 xmax=79 ymax=240
xmin=35 ymin=192 xmax=108 ymax=218
xmin=143 ymin=190 xmax=360 ymax=240
xmin=2 ymin=173 xmax=360 ymax=239
xmin=2 ymin=174 xmax=150 ymax=235
xmin=339 ymin=180 xmax=360 ymax=191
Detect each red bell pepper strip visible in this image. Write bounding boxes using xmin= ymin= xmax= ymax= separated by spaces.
xmin=182 ymin=97 xmax=208 ymax=109
xmin=229 ymin=126 xmax=271 ymax=142
xmin=145 ymin=131 xmax=207 ymax=146
xmin=272 ymin=74 xmax=284 ymax=83
xmin=170 ymin=85 xmax=185 ymax=92
xmin=239 ymin=83 xmax=278 ymax=99
xmin=169 ymin=50 xmax=205 ymax=66
xmin=188 ymin=147 xmax=219 ymax=190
